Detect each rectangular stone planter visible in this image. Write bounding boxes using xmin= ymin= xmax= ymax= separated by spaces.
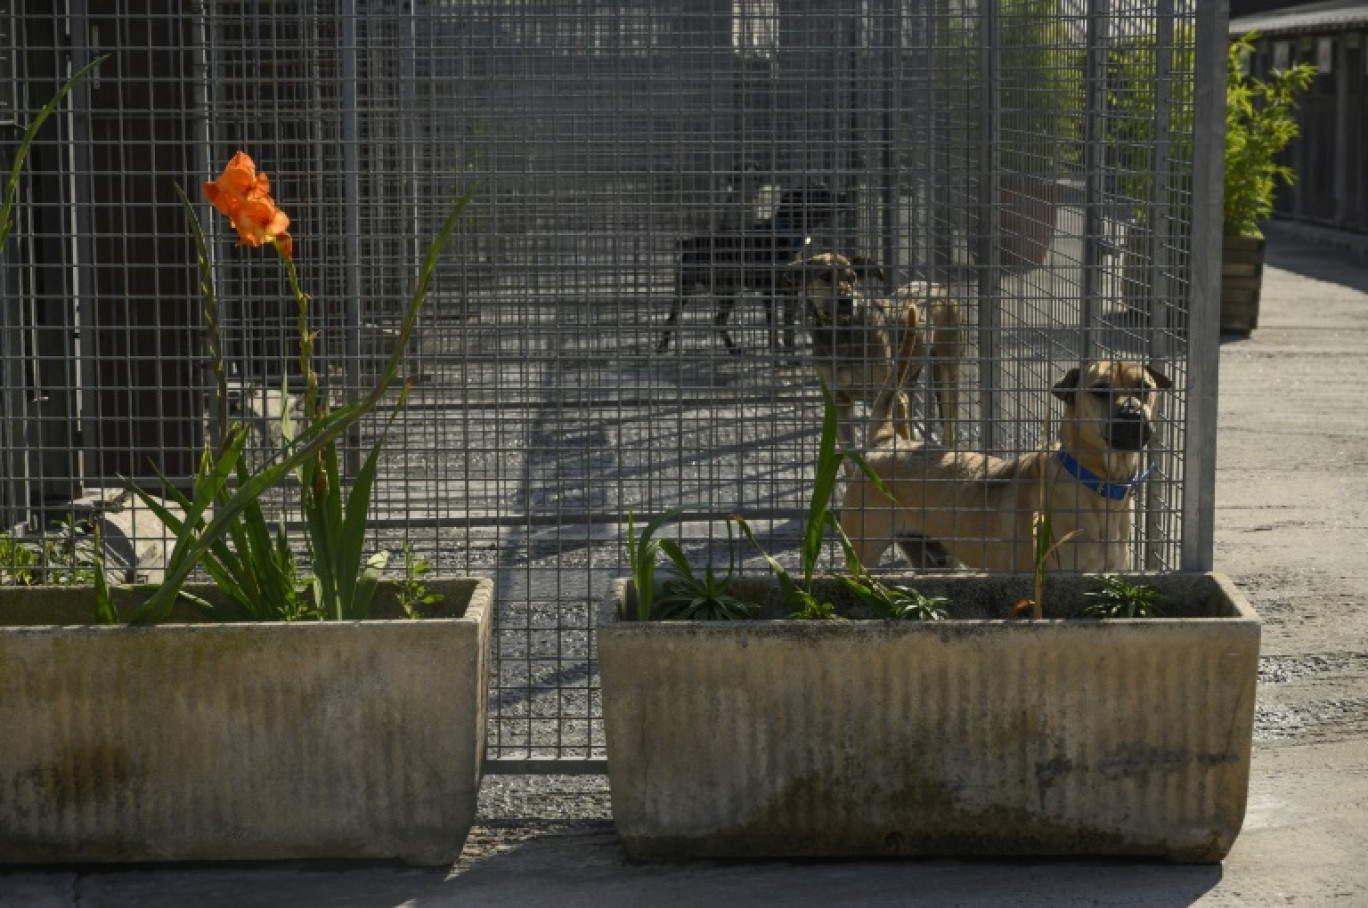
xmin=599 ymin=572 xmax=1258 ymax=863
xmin=0 ymin=578 xmax=492 ymax=866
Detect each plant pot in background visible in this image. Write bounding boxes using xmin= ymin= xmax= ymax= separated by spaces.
xmin=600 ymin=572 xmax=1258 ymax=863
xmin=1000 ymin=176 xmax=1062 ymax=271
xmin=1221 ymin=235 xmax=1266 ymax=335
xmin=0 ymin=578 xmax=492 ymax=866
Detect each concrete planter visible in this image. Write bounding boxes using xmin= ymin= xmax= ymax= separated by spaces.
xmin=0 ymin=578 xmax=492 ymax=866
xmin=599 ymin=572 xmax=1258 ymax=863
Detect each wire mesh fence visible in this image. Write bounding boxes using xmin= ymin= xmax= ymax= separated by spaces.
xmin=1 ymin=0 xmax=1221 ymax=768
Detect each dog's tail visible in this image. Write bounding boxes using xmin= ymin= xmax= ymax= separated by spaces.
xmin=924 ymin=287 xmax=962 ymax=446
xmin=891 ymin=282 xmax=963 ymax=446
xmin=864 ymin=302 xmax=924 ymax=450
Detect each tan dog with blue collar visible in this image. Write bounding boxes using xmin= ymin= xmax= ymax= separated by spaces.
xmin=840 ymin=360 xmax=1171 ymax=572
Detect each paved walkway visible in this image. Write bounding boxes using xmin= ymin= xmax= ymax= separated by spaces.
xmin=3 ymin=224 xmax=1366 ymax=906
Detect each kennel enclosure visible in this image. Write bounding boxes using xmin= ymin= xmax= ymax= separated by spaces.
xmin=0 ymin=1 xmax=1226 ymax=769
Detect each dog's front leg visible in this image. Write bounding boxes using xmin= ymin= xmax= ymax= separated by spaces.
xmin=927 ymin=295 xmax=963 ymax=445
xmin=778 ymin=295 xmax=798 ymax=353
xmin=834 ymin=390 xmax=860 ymax=475
xmin=713 ymin=296 xmax=741 ymax=353
xmin=657 ymin=297 xmax=685 ymax=353
xmin=932 ymin=361 xmax=959 ymax=446
xmin=759 ymin=292 xmax=800 ymax=355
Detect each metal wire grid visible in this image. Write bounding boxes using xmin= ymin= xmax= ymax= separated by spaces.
xmin=0 ymin=1 xmax=1218 ymax=768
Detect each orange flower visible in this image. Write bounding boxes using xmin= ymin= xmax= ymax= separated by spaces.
xmin=202 ymin=151 xmax=293 ymax=258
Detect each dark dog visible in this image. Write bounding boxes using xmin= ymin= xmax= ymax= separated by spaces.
xmin=656 ymin=185 xmax=838 ymax=355
xmin=787 ymin=252 xmax=962 ymax=452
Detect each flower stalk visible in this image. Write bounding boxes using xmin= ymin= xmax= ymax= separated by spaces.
xmin=128 ymin=151 xmax=474 ymax=623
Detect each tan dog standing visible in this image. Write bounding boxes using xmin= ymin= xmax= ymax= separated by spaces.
xmin=840 ymin=360 xmax=1172 ymax=572
xmin=787 ymin=252 xmax=962 ymax=451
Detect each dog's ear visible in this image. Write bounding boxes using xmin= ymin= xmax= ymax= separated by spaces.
xmin=1052 ymin=367 xmax=1082 ymax=403
xmin=1145 ymin=365 xmax=1173 ymax=391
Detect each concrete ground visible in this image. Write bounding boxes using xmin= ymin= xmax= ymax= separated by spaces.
xmin=3 ymin=224 xmax=1366 ymax=906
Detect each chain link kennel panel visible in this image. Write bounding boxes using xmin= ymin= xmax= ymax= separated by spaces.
xmin=0 ymin=0 xmax=1220 ymax=768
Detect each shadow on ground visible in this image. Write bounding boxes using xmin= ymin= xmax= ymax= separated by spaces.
xmin=449 ymin=821 xmax=1227 ymax=907
xmin=1264 ymin=227 xmax=1368 ymax=294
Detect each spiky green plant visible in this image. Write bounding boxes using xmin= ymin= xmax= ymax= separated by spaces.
xmin=626 ymin=380 xmax=937 ymax=623
xmin=655 ymin=530 xmax=754 ymax=621
xmin=396 ymin=541 xmax=445 ymax=619
xmin=625 ymin=505 xmax=689 ymax=620
xmin=128 ymin=179 xmax=474 ymax=624
xmin=1084 ymin=575 xmax=1163 ymax=619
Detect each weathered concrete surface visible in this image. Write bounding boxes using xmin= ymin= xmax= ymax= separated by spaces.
xmin=0 ymin=580 xmax=491 ymax=867
xmin=2 ymin=226 xmax=1366 ymax=903
xmin=1196 ymin=224 xmax=1368 ymax=903
xmin=601 ymin=574 xmax=1258 ymax=862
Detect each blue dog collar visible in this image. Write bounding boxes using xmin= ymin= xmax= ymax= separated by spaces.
xmin=1056 ymin=448 xmax=1153 ymax=501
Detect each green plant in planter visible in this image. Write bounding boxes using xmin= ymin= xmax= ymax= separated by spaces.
xmin=656 ymin=566 xmax=754 ymax=621
xmin=1104 ymin=27 xmax=1311 ymax=278
xmin=126 ymin=153 xmax=475 ymax=623
xmin=656 ymin=523 xmax=754 ymax=622
xmin=0 ymin=534 xmax=39 ymax=586
xmin=625 ymin=507 xmax=754 ymax=621
xmin=129 ymin=183 xmax=315 ymax=623
xmin=733 ymin=382 xmax=879 ymax=621
xmin=624 ymin=505 xmax=686 ymax=620
xmin=835 ymin=567 xmax=948 ymax=622
xmin=936 ymin=2 xmax=1083 ymax=175
xmin=880 ymin=584 xmax=948 ymax=621
xmin=0 ymin=517 xmax=101 ymax=587
xmin=1084 ymin=574 xmax=1163 ymax=619
xmin=935 ymin=2 xmax=1083 ymax=269
xmin=397 ymin=540 xmax=445 ymax=619
xmin=91 ymin=522 xmax=117 ymax=625
xmin=1224 ymin=31 xmax=1315 ymax=240
xmin=1008 ymin=420 xmax=1080 ymax=621
xmin=627 ymin=382 xmax=941 ymax=622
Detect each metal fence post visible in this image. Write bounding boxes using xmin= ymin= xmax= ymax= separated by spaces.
xmin=1079 ymin=0 xmax=1106 ymax=362
xmin=342 ymin=0 xmax=362 ymax=475
xmin=1181 ymin=0 xmax=1229 ymax=572
xmin=977 ymin=0 xmax=1002 ymax=452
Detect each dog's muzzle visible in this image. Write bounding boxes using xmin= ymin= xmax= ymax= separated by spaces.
xmin=1106 ymin=405 xmax=1152 ymax=451
xmin=810 ymin=294 xmax=858 ymax=326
